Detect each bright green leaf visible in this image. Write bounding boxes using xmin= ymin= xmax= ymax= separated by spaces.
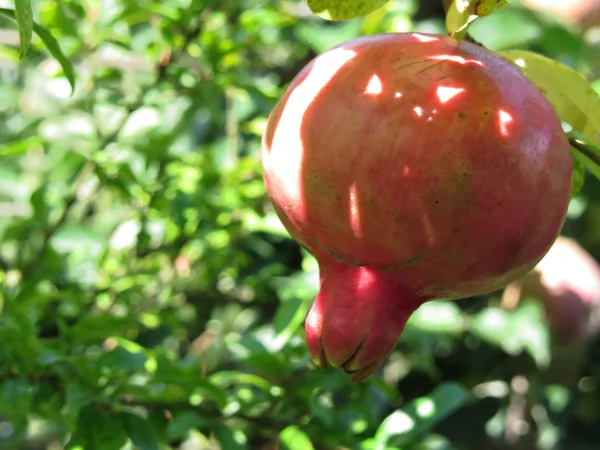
xmin=500 ymin=50 xmax=600 ymax=146
xmin=0 ymin=8 xmax=76 ymax=92
xmin=279 ymin=425 xmax=315 ymax=450
xmin=407 ymin=300 xmax=465 ymax=334
xmin=374 ymin=382 xmax=470 ymax=448
xmin=306 ymin=0 xmax=390 ymax=21
xmin=513 ymin=299 xmax=551 ymax=368
xmin=446 ymin=0 xmax=508 ymax=39
xmin=13 ymin=0 xmax=33 ymax=58
xmin=0 ymin=136 xmax=43 ymax=158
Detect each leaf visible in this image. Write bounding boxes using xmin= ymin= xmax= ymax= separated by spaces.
xmin=446 ymin=0 xmax=508 ymax=39
xmin=14 ymin=0 xmax=33 ymax=58
xmin=213 ymin=424 xmax=247 ymax=450
xmin=499 ymin=50 xmax=600 ymax=146
xmin=406 ymin=300 xmax=465 ymax=334
xmin=513 ymin=299 xmax=550 ymax=368
xmin=0 ymin=377 xmax=35 ymax=423
xmin=69 ymin=315 xmax=138 ymax=344
xmin=66 ymin=405 xmax=128 ymax=450
xmin=306 ymin=0 xmax=390 ymax=21
xmin=0 ymin=136 xmax=44 ymax=157
xmin=570 ymin=149 xmax=585 ymax=196
xmin=279 ymin=426 xmax=315 ymax=450
xmin=121 ymin=412 xmax=160 ymax=450
xmin=373 ymin=382 xmax=470 ymax=448
xmin=0 ymin=8 xmax=76 ymax=92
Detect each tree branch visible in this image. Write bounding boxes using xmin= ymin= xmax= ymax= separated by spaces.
xmin=570 ymin=137 xmax=600 ymax=167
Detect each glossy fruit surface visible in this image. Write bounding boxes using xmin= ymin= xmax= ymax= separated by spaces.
xmin=262 ymin=33 xmax=572 ymax=381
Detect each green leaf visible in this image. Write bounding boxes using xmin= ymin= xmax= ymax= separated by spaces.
xmin=69 ymin=315 xmax=138 ymax=344
xmin=446 ymin=0 xmax=508 ymax=39
xmin=279 ymin=425 xmax=315 ymax=450
xmin=0 ymin=8 xmax=76 ymax=92
xmin=499 ymin=50 xmax=600 ymax=147
xmin=213 ymin=424 xmax=247 ymax=450
xmin=0 ymin=377 xmax=35 ymax=423
xmin=513 ymin=299 xmax=551 ymax=368
xmin=66 ymin=405 xmax=128 ymax=450
xmin=407 ymin=300 xmax=465 ymax=334
xmin=445 ymin=0 xmax=478 ymax=38
xmin=570 ymin=148 xmax=586 ymax=196
xmin=121 ymin=412 xmax=160 ymax=450
xmin=306 ymin=0 xmax=390 ymax=21
xmin=373 ymin=382 xmax=470 ymax=448
xmin=0 ymin=136 xmax=44 ymax=157
xmin=14 ymin=0 xmax=33 ymax=58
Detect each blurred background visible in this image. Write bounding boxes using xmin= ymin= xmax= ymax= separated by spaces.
xmin=0 ymin=0 xmax=600 ymax=449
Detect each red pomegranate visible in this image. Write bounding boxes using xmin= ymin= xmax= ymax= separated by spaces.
xmin=261 ymin=33 xmax=572 ymax=381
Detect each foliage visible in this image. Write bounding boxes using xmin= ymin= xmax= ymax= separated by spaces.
xmin=0 ymin=0 xmax=600 ymax=449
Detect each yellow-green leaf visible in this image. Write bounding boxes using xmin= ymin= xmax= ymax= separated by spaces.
xmin=446 ymin=0 xmax=508 ymax=39
xmin=306 ymin=0 xmax=390 ymax=21
xmin=14 ymin=0 xmax=33 ymax=58
xmin=500 ymin=50 xmax=600 ymax=146
xmin=465 ymin=0 xmax=508 ymax=16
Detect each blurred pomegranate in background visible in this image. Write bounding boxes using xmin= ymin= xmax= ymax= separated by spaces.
xmin=521 ymin=0 xmax=600 ymax=29
xmin=503 ymin=236 xmax=600 ymax=385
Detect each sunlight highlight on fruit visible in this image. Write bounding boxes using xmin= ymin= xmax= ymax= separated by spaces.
xmin=428 ymin=54 xmax=484 ymax=66
xmin=348 ymin=182 xmax=362 ymax=238
xmin=498 ymin=109 xmax=514 ymax=137
xmin=436 ymin=86 xmax=465 ymax=104
xmin=364 ymin=74 xmax=383 ymax=95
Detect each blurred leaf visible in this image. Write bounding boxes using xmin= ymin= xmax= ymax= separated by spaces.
xmin=69 ymin=315 xmax=139 ymax=344
xmin=470 ymin=307 xmax=519 ymax=351
xmin=306 ymin=0 xmax=390 ymax=20
xmin=500 ymin=50 xmax=600 ymax=147
xmin=0 ymin=8 xmax=76 ymax=92
xmin=468 ymin=7 xmax=542 ymax=50
xmin=0 ymin=377 xmax=35 ymax=423
xmin=213 ymin=424 xmax=247 ymax=450
xmin=14 ymin=0 xmax=33 ymax=58
xmin=66 ymin=405 xmax=128 ymax=450
xmin=279 ymin=425 xmax=315 ymax=450
xmin=121 ymin=412 xmax=160 ymax=450
xmin=571 ymin=149 xmax=585 ymax=196
xmin=0 ymin=136 xmax=43 ymax=157
xmin=373 ymin=382 xmax=470 ymax=448
xmin=407 ymin=301 xmax=465 ymax=334
xmin=295 ymin=20 xmax=363 ymax=54
xmin=514 ymin=299 xmax=550 ymax=368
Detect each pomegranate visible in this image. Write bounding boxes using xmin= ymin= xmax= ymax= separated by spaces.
xmin=503 ymin=236 xmax=600 ymax=344
xmin=262 ymin=33 xmax=572 ymax=381
xmin=503 ymin=236 xmax=600 ymax=387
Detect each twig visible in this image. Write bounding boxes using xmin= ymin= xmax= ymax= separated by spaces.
xmin=569 ymin=137 xmax=600 ymax=167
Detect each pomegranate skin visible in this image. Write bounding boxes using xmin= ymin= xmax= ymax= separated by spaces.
xmin=262 ymin=33 xmax=572 ymax=381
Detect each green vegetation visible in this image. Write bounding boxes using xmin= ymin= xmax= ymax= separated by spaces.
xmin=1 ymin=0 xmax=600 ymax=448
